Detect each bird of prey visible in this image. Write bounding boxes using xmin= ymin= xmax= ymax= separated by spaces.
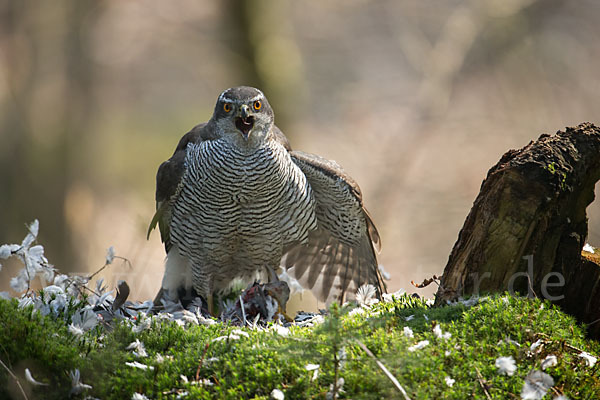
xmin=148 ymin=86 xmax=385 ymax=311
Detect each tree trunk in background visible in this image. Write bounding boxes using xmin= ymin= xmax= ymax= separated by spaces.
xmin=435 ymin=123 xmax=600 ymax=338
xmin=224 ymin=0 xmax=306 ymax=132
xmin=0 ymin=1 xmax=95 ymax=271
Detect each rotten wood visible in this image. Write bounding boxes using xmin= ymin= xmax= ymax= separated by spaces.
xmin=435 ymin=123 xmax=600 ymax=338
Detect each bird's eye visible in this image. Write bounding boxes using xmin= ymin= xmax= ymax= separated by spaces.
xmin=253 ymin=100 xmax=262 ymax=111
xmin=223 ymin=103 xmax=232 ymax=113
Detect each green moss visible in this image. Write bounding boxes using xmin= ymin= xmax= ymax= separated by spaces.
xmin=0 ymin=299 xmax=81 ymax=399
xmin=544 ymin=162 xmax=568 ymax=191
xmin=1 ymin=294 xmax=599 ymax=399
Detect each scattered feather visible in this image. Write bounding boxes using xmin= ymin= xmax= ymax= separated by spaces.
xmin=348 ymin=306 xmax=365 ymax=317
xmin=541 ymin=355 xmax=557 ymax=370
xmin=126 ymin=339 xmax=148 ymax=358
xmin=271 ymin=388 xmax=285 ymax=400
xmin=271 ymin=324 xmax=290 ymax=337
xmin=125 ymin=361 xmax=154 ymax=370
xmin=504 ymin=336 xmax=521 ymax=347
xmin=24 ymin=368 xmax=48 ymax=386
xmin=455 ymin=296 xmax=489 ymax=307
xmin=105 ymin=246 xmax=116 ymax=264
xmin=378 ymin=264 xmax=391 ymax=280
xmin=132 ymin=318 xmax=152 ymax=334
xmin=495 ymin=356 xmax=517 ymax=376
xmin=382 ymin=289 xmax=406 ymax=302
xmin=18 ymin=296 xmax=33 ymax=309
xmin=521 ymin=370 xmax=554 ymax=400
xmin=326 ymin=377 xmax=345 ymax=400
xmin=408 ymin=340 xmax=429 ymax=352
xmin=356 ymin=284 xmax=378 ymax=306
xmin=583 ymin=243 xmax=595 ymax=253
xmin=232 ymin=329 xmax=249 ymax=338
xmin=70 ymin=307 xmax=98 ymax=334
xmin=131 ymin=393 xmax=149 ymax=400
xmin=196 ymin=313 xmax=217 ymax=326
xmin=433 ymin=324 xmax=451 ymax=340
xmin=211 ymin=335 xmax=231 ymax=342
xmin=445 ymin=376 xmax=455 ymax=387
xmin=578 ymin=352 xmax=597 ymax=367
xmin=0 ymin=244 xmax=15 ymax=259
xmin=402 ymin=326 xmax=414 ymax=338
xmin=530 ymin=339 xmax=543 ymax=353
xmin=305 ymin=364 xmax=319 ymax=381
xmin=212 ymin=329 xmax=248 ymax=343
xmin=10 ymin=275 xmax=28 ymax=293
xmin=294 ymin=313 xmax=324 ymax=327
xmin=69 ymin=369 xmax=92 ymax=395
xmin=338 ymin=346 xmax=347 ymax=369
xmin=68 ymin=323 xmax=85 ymax=336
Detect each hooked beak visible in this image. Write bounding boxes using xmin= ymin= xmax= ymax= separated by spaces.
xmin=235 ymin=105 xmax=254 ymax=139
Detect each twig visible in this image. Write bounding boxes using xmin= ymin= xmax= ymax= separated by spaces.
xmin=239 ymin=295 xmax=247 ymax=327
xmin=332 ymin=344 xmax=339 ymax=400
xmin=526 ymin=273 xmax=538 ymax=299
xmin=474 ymin=366 xmax=492 ymax=400
xmin=587 ymin=318 xmax=600 ymax=327
xmin=195 ymin=343 xmax=210 ymax=381
xmin=536 ymin=332 xmax=585 ymax=353
xmin=87 ymin=263 xmax=110 ymax=281
xmin=0 ymin=358 xmax=29 ymax=400
xmin=550 ymin=387 xmax=562 ymax=397
xmin=355 ymin=340 xmax=411 ymax=400
xmin=411 ymin=275 xmax=440 ymax=289
xmin=88 ymin=255 xmax=132 ymax=281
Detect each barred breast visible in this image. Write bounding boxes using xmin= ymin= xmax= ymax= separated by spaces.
xmin=169 ymin=137 xmax=318 ymax=298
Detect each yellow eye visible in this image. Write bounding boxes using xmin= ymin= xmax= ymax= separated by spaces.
xmin=253 ymin=100 xmax=262 ymax=111
xmin=223 ymin=103 xmax=232 ymax=113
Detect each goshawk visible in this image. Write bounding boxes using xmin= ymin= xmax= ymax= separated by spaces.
xmin=148 ymin=86 xmax=385 ymax=309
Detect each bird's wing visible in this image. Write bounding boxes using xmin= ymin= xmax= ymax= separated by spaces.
xmin=147 ymin=122 xmax=216 ymax=251
xmin=271 ymin=125 xmax=292 ymax=151
xmin=283 ymin=150 xmax=386 ymax=304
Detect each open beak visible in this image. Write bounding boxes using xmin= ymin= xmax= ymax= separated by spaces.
xmin=235 ymin=105 xmax=254 ymax=139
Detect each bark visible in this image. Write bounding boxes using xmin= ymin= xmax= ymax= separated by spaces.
xmin=435 ymin=123 xmax=600 ymax=338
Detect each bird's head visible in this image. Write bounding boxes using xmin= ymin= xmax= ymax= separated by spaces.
xmin=213 ymin=86 xmax=274 ymax=146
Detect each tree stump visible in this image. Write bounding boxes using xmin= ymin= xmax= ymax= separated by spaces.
xmin=435 ymin=123 xmax=600 ymax=338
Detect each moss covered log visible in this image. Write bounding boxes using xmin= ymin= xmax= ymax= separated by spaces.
xmin=436 ymin=123 xmax=600 ymax=338
xmin=1 ymin=295 xmax=600 ymax=399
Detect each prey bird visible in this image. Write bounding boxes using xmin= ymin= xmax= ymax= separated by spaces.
xmin=148 ymin=86 xmax=386 ymax=313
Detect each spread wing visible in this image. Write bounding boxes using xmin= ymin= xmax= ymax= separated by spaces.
xmin=282 ymin=151 xmax=386 ymax=304
xmin=147 ymin=122 xmax=216 ymax=251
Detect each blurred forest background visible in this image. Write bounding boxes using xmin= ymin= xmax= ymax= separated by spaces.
xmin=1 ymin=0 xmax=599 ymax=304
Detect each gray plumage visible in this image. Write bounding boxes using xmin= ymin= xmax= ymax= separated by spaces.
xmin=148 ymin=86 xmax=385 ymax=305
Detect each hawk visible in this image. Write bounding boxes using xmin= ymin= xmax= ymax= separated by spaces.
xmin=148 ymin=86 xmax=385 ymax=311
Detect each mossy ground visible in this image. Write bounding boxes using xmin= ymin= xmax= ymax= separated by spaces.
xmin=1 ymin=294 xmax=599 ymax=399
